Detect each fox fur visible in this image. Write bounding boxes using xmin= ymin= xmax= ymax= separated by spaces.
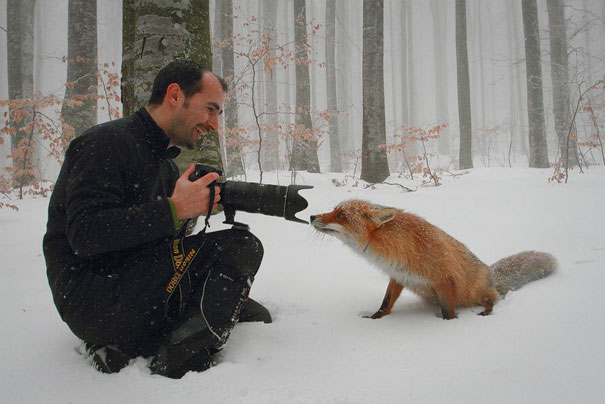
xmin=310 ymin=199 xmax=557 ymax=319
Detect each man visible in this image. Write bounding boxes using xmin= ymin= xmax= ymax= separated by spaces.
xmin=43 ymin=60 xmax=270 ymax=378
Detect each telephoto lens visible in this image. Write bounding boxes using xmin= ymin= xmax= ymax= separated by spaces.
xmin=190 ymin=164 xmax=312 ymax=224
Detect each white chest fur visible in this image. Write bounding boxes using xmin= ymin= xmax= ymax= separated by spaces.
xmin=339 ymin=235 xmax=430 ymax=289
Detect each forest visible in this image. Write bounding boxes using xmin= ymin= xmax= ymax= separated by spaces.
xmin=2 ymin=2 xmax=605 ymax=401
xmin=1 ymin=0 xmax=604 ymax=205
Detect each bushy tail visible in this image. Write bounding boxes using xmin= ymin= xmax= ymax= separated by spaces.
xmin=489 ymin=251 xmax=558 ymax=296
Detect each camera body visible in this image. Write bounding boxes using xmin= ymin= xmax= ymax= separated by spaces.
xmin=189 ymin=164 xmax=312 ymax=225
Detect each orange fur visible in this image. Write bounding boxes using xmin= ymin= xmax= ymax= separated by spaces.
xmin=311 ymin=200 xmax=556 ymax=319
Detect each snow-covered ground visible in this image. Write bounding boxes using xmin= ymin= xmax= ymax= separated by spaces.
xmin=1 ymin=167 xmax=604 ymax=404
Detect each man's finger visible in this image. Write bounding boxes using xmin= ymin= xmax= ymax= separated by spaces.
xmin=196 ymin=172 xmax=220 ymax=187
xmin=180 ymin=164 xmax=195 ymax=181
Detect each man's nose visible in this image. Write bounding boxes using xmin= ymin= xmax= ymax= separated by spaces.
xmin=207 ymin=114 xmax=219 ymax=131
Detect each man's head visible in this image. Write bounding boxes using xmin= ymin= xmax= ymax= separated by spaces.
xmin=147 ymin=60 xmax=227 ymax=149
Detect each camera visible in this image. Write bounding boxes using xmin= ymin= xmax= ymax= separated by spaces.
xmin=189 ymin=164 xmax=313 ymax=225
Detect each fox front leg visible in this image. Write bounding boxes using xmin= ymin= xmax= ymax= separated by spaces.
xmin=363 ymin=278 xmax=403 ymax=319
xmin=434 ymin=281 xmax=457 ymax=320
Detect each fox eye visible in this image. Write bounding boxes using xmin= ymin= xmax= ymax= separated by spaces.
xmin=336 ymin=213 xmax=345 ymax=220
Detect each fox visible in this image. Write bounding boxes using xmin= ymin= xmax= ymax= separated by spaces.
xmin=310 ymin=199 xmax=557 ymax=320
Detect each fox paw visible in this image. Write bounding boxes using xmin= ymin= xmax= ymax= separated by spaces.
xmin=362 ymin=310 xmax=386 ymax=319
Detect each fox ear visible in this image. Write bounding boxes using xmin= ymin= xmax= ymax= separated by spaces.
xmin=371 ymin=208 xmax=397 ymax=227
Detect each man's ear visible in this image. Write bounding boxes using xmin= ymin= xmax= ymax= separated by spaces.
xmin=165 ymin=83 xmax=182 ymax=106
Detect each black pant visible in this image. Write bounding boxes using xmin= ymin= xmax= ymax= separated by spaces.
xmin=62 ymin=228 xmax=263 ymax=357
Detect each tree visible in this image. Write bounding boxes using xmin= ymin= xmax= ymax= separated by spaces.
xmin=6 ymin=0 xmax=35 ymax=187
xmin=361 ymin=0 xmax=390 ymax=183
xmin=455 ymin=0 xmax=473 ymax=169
xmin=261 ymin=0 xmax=280 ymax=172
xmin=546 ymin=0 xmax=579 ymax=167
xmin=522 ymin=0 xmax=550 ymax=168
xmin=335 ymin=0 xmax=353 ymax=156
xmin=290 ymin=0 xmax=320 ymax=173
xmin=121 ymin=0 xmax=136 ymax=118
xmin=121 ymin=0 xmax=223 ymax=174
xmin=217 ymin=0 xmax=244 ymax=176
xmin=325 ymin=0 xmax=342 ymax=172
xmin=429 ymin=0 xmax=450 ymax=156
xmin=61 ymin=0 xmax=98 ymax=138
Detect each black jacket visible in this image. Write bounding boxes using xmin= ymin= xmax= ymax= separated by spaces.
xmin=43 ymin=108 xmax=180 ymax=317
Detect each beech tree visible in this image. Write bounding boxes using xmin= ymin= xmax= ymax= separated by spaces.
xmin=216 ymin=0 xmax=244 ymax=176
xmin=290 ymin=0 xmax=320 ymax=173
xmin=6 ymin=0 xmax=35 ymax=188
xmin=455 ymin=0 xmax=473 ymax=169
xmin=522 ymin=0 xmax=550 ymax=168
xmin=361 ymin=0 xmax=389 ymax=183
xmin=61 ymin=0 xmax=98 ymax=138
xmin=121 ymin=0 xmax=223 ymax=174
xmin=325 ymin=0 xmax=342 ymax=172
xmin=547 ymin=0 xmax=578 ymax=167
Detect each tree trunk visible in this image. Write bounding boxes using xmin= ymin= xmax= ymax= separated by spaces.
xmin=290 ymin=0 xmax=320 ymax=173
xmin=522 ymin=0 xmax=550 ymax=168
xmin=400 ymin=1 xmax=409 ymax=127
xmin=336 ymin=0 xmax=352 ymax=156
xmin=406 ymin=0 xmax=416 ymax=129
xmin=456 ymin=0 xmax=473 ymax=169
xmin=122 ymin=0 xmax=223 ymax=174
xmin=546 ymin=0 xmax=578 ymax=167
xmin=61 ymin=0 xmax=98 ymax=138
xmin=7 ymin=0 xmax=36 ymax=188
xmin=430 ymin=0 xmax=450 ymax=156
xmin=219 ymin=0 xmax=244 ymax=177
xmin=361 ymin=0 xmax=389 ymax=183
xmin=261 ymin=0 xmax=280 ymax=172
xmin=326 ymin=0 xmax=342 ymax=172
xmin=121 ymin=0 xmax=136 ymax=118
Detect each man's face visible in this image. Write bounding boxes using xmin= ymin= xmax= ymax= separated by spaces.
xmin=168 ymin=73 xmax=225 ymax=149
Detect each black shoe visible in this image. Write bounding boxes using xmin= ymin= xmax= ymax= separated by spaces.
xmin=150 ymin=344 xmax=216 ymax=379
xmin=149 ymin=314 xmax=222 ymax=379
xmin=85 ymin=343 xmax=131 ymax=374
xmin=239 ymin=298 xmax=272 ymax=324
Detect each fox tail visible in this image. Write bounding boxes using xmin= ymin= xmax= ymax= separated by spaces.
xmin=490 ymin=251 xmax=558 ymax=296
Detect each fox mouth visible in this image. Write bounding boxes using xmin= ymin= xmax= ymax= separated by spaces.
xmin=311 ymin=223 xmax=340 ymax=234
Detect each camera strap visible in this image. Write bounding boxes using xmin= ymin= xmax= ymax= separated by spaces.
xmin=164 ymin=185 xmax=215 ymax=319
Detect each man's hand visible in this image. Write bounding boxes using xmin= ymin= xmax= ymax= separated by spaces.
xmin=170 ymin=164 xmax=221 ymax=220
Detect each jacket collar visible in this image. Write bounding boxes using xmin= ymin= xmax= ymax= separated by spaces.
xmin=134 ymin=107 xmax=181 ymax=159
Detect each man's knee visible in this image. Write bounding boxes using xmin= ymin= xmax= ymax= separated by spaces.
xmin=226 ymin=229 xmax=263 ymax=279
xmin=198 ymin=229 xmax=263 ymax=280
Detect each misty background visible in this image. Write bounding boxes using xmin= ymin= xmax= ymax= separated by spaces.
xmin=1 ymin=0 xmax=604 ymax=191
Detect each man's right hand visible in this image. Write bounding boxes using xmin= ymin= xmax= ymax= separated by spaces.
xmin=170 ymin=164 xmax=221 ymax=220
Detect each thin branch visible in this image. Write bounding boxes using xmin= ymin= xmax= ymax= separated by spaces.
xmin=364 ymin=182 xmax=416 ymax=193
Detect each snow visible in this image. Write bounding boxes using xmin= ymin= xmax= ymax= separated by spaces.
xmin=1 ymin=167 xmax=604 ymax=404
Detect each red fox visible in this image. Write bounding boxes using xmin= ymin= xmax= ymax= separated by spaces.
xmin=310 ymin=200 xmax=557 ymax=320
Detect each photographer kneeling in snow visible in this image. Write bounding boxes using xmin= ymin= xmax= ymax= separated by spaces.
xmin=43 ymin=60 xmax=271 ymax=378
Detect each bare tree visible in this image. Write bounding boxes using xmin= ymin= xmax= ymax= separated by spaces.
xmin=547 ymin=0 xmax=579 ymax=167
xmin=290 ymin=0 xmax=320 ymax=173
xmin=455 ymin=0 xmax=473 ymax=169
xmin=7 ymin=0 xmax=35 ymax=187
xmin=326 ymin=0 xmax=342 ymax=172
xmin=429 ymin=0 xmax=450 ymax=156
xmin=121 ymin=0 xmax=223 ymax=174
xmin=361 ymin=0 xmax=389 ymax=183
xmin=522 ymin=0 xmax=550 ymax=168
xmin=61 ymin=0 xmax=98 ymax=137
xmin=261 ymin=0 xmax=280 ymax=172
xmin=218 ymin=0 xmax=244 ymax=176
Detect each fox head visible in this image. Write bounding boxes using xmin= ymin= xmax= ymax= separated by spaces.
xmin=310 ymin=200 xmax=398 ymax=247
